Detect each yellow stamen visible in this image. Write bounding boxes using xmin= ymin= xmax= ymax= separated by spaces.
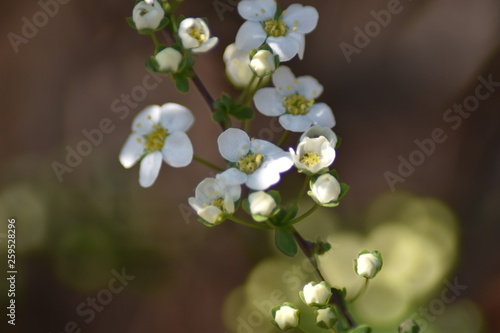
xmin=237 ymin=153 xmax=264 ymax=174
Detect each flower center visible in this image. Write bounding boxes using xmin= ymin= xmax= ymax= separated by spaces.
xmin=187 ymin=26 xmax=206 ymax=43
xmin=300 ymin=152 xmax=321 ymax=167
xmin=283 ymin=94 xmax=314 ymax=115
xmin=143 ymin=125 xmax=168 ymax=152
xmin=263 ymin=19 xmax=288 ymax=37
xmin=237 ymin=153 xmax=264 ymax=174
xmin=210 ymin=198 xmax=225 ymax=211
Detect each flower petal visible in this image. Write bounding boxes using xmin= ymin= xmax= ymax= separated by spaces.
xmin=279 ymin=114 xmax=312 ymax=132
xmin=282 ymin=4 xmax=319 ymax=34
xmin=119 ymin=133 xmax=145 ymax=168
xmin=272 ymin=66 xmax=298 ymax=96
xmin=238 ymin=0 xmax=276 ymax=21
xmin=162 ymin=132 xmax=193 ymax=167
xmin=218 ymin=168 xmax=247 ymax=186
xmin=250 ymin=139 xmax=284 ymax=157
xmin=195 ymin=177 xmax=217 ymax=203
xmin=253 ymin=88 xmax=286 ymax=117
xmin=218 ymin=128 xmax=250 ymax=162
xmin=132 ymin=105 xmax=160 ymax=134
xmin=307 ymin=103 xmax=336 ymax=128
xmin=246 ymin=166 xmax=280 ymax=190
xmin=199 ymin=206 xmax=223 ymax=224
xmin=235 ymin=21 xmax=267 ymax=51
xmin=265 ymin=152 xmax=294 ymax=173
xmin=287 ymin=31 xmax=305 ymax=59
xmin=297 ymin=76 xmax=323 ymax=99
xmin=267 ymin=36 xmax=300 ymax=62
xmin=158 ymin=103 xmax=194 ymax=132
xmin=139 ymin=151 xmax=162 ymax=188
xmin=192 ymin=37 xmax=218 ymax=53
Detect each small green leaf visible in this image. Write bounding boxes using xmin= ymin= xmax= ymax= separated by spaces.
xmin=339 ymin=183 xmax=350 ymax=200
xmin=145 ymin=57 xmax=159 ymax=72
xmin=275 ymin=228 xmax=298 ymax=257
xmin=125 ymin=17 xmax=136 ymax=29
xmin=175 ymin=75 xmax=189 ymax=93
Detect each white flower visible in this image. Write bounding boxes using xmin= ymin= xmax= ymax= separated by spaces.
xmin=253 ymin=66 xmax=335 ymax=132
xmin=236 ymin=0 xmax=319 ymax=61
xmin=300 ymin=281 xmax=332 ymax=307
xmin=315 ymin=307 xmax=338 ymax=329
xmin=248 ymin=191 xmax=276 ymax=217
xmin=217 ymin=128 xmax=293 ymax=190
xmin=132 ymin=0 xmax=165 ymax=30
xmin=290 ymin=136 xmax=335 ymax=174
xmin=223 ymin=43 xmax=256 ymax=88
xmin=272 ymin=303 xmax=300 ymax=330
xmin=249 ymin=49 xmax=276 ymax=77
xmin=178 ymin=18 xmax=218 ymax=53
xmin=354 ymin=251 xmax=383 ymax=279
xmin=155 ymin=47 xmax=183 ymax=72
xmin=300 ymin=126 xmax=338 ymax=149
xmin=119 ymin=103 xmax=194 ymax=188
xmin=309 ymin=173 xmax=341 ymax=205
xmin=188 ymin=175 xmax=241 ymax=225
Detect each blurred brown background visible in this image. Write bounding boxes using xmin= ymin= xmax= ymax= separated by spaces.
xmin=0 ymin=0 xmax=499 ymax=332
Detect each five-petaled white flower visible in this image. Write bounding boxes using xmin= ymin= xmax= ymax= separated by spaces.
xmin=217 ymin=128 xmax=293 ymax=190
xmin=300 ymin=281 xmax=332 ymax=307
xmin=354 ymin=251 xmax=383 ymax=279
xmin=254 ymin=66 xmax=335 ymax=132
xmin=290 ymin=136 xmax=336 ymax=174
xmin=188 ymin=175 xmax=241 ymax=226
xmin=155 ymin=47 xmax=183 ymax=72
xmin=309 ymin=173 xmax=342 ymax=206
xmin=272 ymin=303 xmax=300 ymax=330
xmin=236 ymin=0 xmax=319 ymax=61
xmin=119 ymin=103 xmax=194 ymax=188
xmin=132 ymin=0 xmax=165 ymax=30
xmin=178 ymin=18 xmax=218 ymax=53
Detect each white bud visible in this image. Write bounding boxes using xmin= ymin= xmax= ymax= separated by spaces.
xmin=300 ymin=281 xmax=332 ymax=307
xmin=155 ymin=47 xmax=182 ymax=72
xmin=309 ymin=173 xmax=341 ymax=205
xmin=354 ymin=251 xmax=383 ymax=279
xmin=250 ymin=49 xmax=276 ymax=76
xmin=248 ymin=191 xmax=276 ymax=218
xmin=315 ymin=307 xmax=338 ymax=329
xmin=132 ymin=0 xmax=165 ymax=30
xmin=272 ymin=303 xmax=299 ymax=331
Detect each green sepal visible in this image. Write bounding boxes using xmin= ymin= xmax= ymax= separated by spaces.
xmin=126 ymin=17 xmax=137 ymax=30
xmin=175 ymin=75 xmax=190 ymax=93
xmin=335 ymin=135 xmax=342 ymax=149
xmin=197 ymin=217 xmax=221 ymax=228
xmin=145 ymin=56 xmax=160 ymax=73
xmin=348 ymin=325 xmax=372 ymax=333
xmin=267 ymin=190 xmax=281 ymax=206
xmin=275 ymin=227 xmax=298 ymax=257
xmin=339 ymin=182 xmax=350 ymax=200
xmin=269 ymin=205 xmax=297 ymax=227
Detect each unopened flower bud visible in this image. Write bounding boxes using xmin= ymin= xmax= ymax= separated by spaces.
xmin=250 ymin=49 xmax=276 ymax=76
xmin=272 ymin=303 xmax=300 ymax=331
xmin=248 ymin=191 xmax=277 ymax=218
xmin=315 ymin=307 xmax=338 ymax=329
xmin=354 ymin=251 xmax=383 ymax=279
xmin=155 ymin=47 xmax=182 ymax=72
xmin=300 ymin=281 xmax=332 ymax=307
xmin=132 ymin=0 xmax=165 ymax=30
xmin=309 ymin=173 xmax=341 ymax=205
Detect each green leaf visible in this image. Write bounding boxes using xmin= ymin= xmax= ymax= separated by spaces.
xmin=275 ymin=228 xmax=298 ymax=257
xmin=175 ymin=75 xmax=189 ymax=93
xmin=348 ymin=325 xmax=371 ymax=333
xmin=125 ymin=17 xmax=136 ymax=29
xmin=339 ymin=183 xmax=350 ymax=200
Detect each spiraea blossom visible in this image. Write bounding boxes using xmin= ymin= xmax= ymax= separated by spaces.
xmin=253 ymin=66 xmax=335 ymax=132
xmin=178 ymin=18 xmax=218 ymax=53
xmin=300 ymin=126 xmax=338 ymax=150
xmin=354 ymin=251 xmax=383 ymax=279
xmin=132 ymin=0 xmax=165 ymax=30
xmin=119 ymin=103 xmax=194 ymax=188
xmin=217 ymin=128 xmax=293 ymax=190
xmin=188 ymin=175 xmax=241 ymax=226
xmin=272 ymin=303 xmax=300 ymax=331
xmin=236 ymin=0 xmax=319 ymax=61
xmin=290 ymin=136 xmax=336 ymax=175
xmin=300 ymin=281 xmax=332 ymax=307
xmin=309 ymin=173 xmax=342 ymax=206
xmin=248 ymin=191 xmax=277 ymax=218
